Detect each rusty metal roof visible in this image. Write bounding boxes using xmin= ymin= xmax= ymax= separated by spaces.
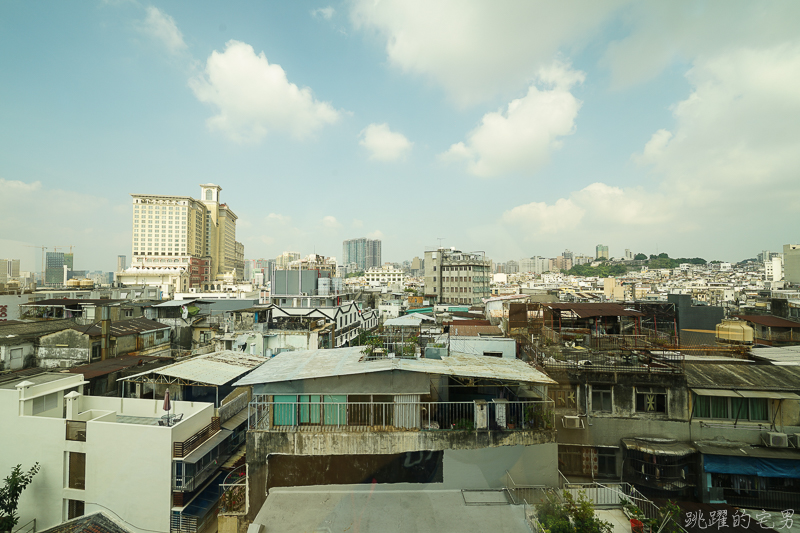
xmin=544 ymin=303 xmax=644 ymax=318
xmin=686 ymin=361 xmax=800 ymax=391
xmin=68 ymin=355 xmax=167 ymax=379
xmin=21 ymin=299 xmax=125 ymax=307
xmin=0 ymin=319 xmax=77 ymax=345
xmin=122 ymin=350 xmax=269 ymax=386
xmin=449 ymin=325 xmax=503 ymax=337
xmin=734 ymin=315 xmax=800 ymax=328
xmin=71 ymin=318 xmax=170 ymax=337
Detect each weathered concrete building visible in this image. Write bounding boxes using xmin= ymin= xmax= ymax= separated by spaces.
xmin=0 ymin=319 xmax=76 ymax=371
xmin=232 ymin=346 xmax=558 ymax=524
xmin=37 ymin=318 xmax=171 ymax=369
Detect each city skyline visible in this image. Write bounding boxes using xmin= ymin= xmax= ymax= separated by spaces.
xmin=2 ymin=2 xmax=799 ymax=271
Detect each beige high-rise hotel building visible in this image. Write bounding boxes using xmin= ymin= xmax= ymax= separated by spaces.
xmin=129 ymin=184 xmax=244 ymax=282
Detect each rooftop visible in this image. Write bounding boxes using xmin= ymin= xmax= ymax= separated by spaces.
xmin=251 ymin=486 xmax=530 ymax=533
xmin=71 ymin=318 xmax=170 ymax=337
xmin=0 ymin=372 xmax=67 ymax=390
xmin=234 ymin=346 xmax=555 ymax=387
xmin=685 ymin=361 xmax=800 ymax=391
xmin=122 ymin=350 xmax=269 ymax=387
xmin=0 ymin=319 xmax=76 ymax=344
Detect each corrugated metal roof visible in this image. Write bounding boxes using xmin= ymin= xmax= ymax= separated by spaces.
xmin=234 ymin=346 xmax=555 ymax=387
xmin=0 ymin=319 xmax=76 ymax=345
xmin=686 ymin=361 xmax=800 ymax=391
xmin=123 ymin=350 xmax=269 ymax=386
xmin=384 ymin=315 xmax=435 ymax=327
xmin=21 ymin=299 xmax=125 ymax=307
xmin=544 ymin=303 xmax=644 ymax=318
xmin=153 ymin=299 xmax=208 ymax=307
xmin=621 ymin=438 xmax=696 ymax=457
xmin=734 ymin=315 xmax=800 ymax=328
xmin=72 ymin=318 xmax=170 ymax=337
xmin=68 ymin=355 xmax=166 ymax=379
xmin=750 ymin=345 xmax=800 ymax=364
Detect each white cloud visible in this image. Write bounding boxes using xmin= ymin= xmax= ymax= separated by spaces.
xmin=266 ymin=213 xmax=291 ymax=224
xmin=502 ymin=198 xmax=584 ymax=235
xmin=312 ymin=6 xmax=335 ymax=20
xmin=140 ymin=6 xmax=187 ymax=55
xmin=442 ymin=63 xmax=584 ymax=177
xmin=189 ymin=40 xmax=342 ymax=142
xmin=635 ymin=44 xmax=800 ymax=204
xmin=351 ymin=219 xmax=364 ymax=228
xmin=322 ymin=215 xmax=341 ymax=229
xmin=602 ymin=2 xmax=800 ymax=87
xmin=367 ymin=230 xmax=384 ymax=240
xmin=350 ymin=0 xmax=624 ymax=104
xmin=359 ymin=123 xmax=413 ymax=161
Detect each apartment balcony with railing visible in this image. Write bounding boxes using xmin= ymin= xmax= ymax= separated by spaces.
xmin=247 ymin=397 xmax=556 ymax=456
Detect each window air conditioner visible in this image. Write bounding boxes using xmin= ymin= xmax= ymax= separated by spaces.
xmin=562 ymin=415 xmax=584 ymax=429
xmin=788 ymin=434 xmax=800 ymax=448
xmin=766 ymin=432 xmax=788 ymax=448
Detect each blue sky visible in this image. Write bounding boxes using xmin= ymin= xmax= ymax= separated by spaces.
xmin=2 ymin=1 xmax=799 ymax=272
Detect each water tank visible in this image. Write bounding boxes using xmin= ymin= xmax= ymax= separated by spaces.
xmin=66 ymin=279 xmax=81 ymax=288
xmin=79 ymin=279 xmax=94 ymax=289
xmin=716 ymin=319 xmax=753 ymax=344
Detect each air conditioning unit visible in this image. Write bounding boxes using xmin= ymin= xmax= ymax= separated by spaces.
xmin=562 ymin=416 xmax=584 ymax=429
xmin=766 ymin=432 xmax=788 ymax=448
xmin=789 ymin=434 xmax=800 ymax=448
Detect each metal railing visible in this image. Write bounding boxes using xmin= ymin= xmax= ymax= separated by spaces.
xmin=722 ymin=488 xmax=800 ymax=511
xmin=173 ymin=457 xmax=220 ymax=493
xmin=173 ymin=417 xmax=220 ymax=458
xmin=248 ymin=398 xmax=554 ymax=431
xmin=66 ymin=420 xmax=86 ymax=442
xmin=542 ymin=349 xmax=683 ymax=374
xmin=219 ymin=392 xmax=248 ymax=424
xmin=219 ymin=464 xmax=248 ymax=515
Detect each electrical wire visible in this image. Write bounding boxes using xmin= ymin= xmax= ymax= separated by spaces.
xmin=84 ymin=502 xmax=169 ymax=533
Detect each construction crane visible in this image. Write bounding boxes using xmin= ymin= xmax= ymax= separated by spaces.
xmin=20 ymin=245 xmax=75 ymax=282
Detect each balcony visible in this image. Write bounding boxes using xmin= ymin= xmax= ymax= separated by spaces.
xmin=173 ymin=417 xmax=220 ymax=458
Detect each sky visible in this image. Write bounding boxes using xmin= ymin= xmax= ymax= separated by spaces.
xmin=1 ymin=1 xmax=799 ymax=273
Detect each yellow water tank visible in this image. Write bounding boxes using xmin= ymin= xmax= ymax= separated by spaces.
xmin=715 ymin=319 xmax=754 ymax=344
xmin=79 ymin=279 xmax=94 ymax=289
xmin=66 ymin=278 xmax=81 ymax=288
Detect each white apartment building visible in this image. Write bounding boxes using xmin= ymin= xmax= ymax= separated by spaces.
xmin=129 ymin=184 xmax=244 ymax=284
xmin=765 ymin=256 xmax=784 ymax=282
xmin=1 ymin=372 xmax=222 ymax=533
xmin=364 ymin=266 xmax=405 ymax=287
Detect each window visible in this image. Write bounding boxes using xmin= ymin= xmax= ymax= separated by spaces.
xmin=67 ymin=499 xmax=85 ymax=520
xmin=636 ymin=386 xmax=666 ymax=413
xmin=694 ymin=395 xmax=769 ymax=421
xmin=68 ymin=452 xmax=86 ymax=490
xmin=597 ymin=448 xmax=617 ymax=477
xmin=549 ymin=387 xmax=577 ymax=408
xmin=591 ymin=385 xmax=612 ymax=413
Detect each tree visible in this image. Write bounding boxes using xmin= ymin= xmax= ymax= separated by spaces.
xmin=0 ymin=463 xmax=40 ymax=532
xmin=634 ymin=253 xmax=647 ymax=260
xmin=537 ymin=490 xmax=612 ymax=533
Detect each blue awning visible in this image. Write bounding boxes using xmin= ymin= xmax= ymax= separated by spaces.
xmin=703 ymin=454 xmax=800 ymax=478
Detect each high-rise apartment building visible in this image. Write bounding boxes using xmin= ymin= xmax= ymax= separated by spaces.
xmin=117 ymin=255 xmax=127 ymax=272
xmin=596 ymin=244 xmax=609 ymax=260
xmin=275 ymin=252 xmax=301 ymax=270
xmin=44 ymin=252 xmax=73 ymax=287
xmin=130 ymin=184 xmax=244 ymax=281
xmin=342 ymin=238 xmax=381 ymax=272
xmin=424 ymin=248 xmax=491 ymax=305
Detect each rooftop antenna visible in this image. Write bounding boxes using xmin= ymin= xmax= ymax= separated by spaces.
xmin=437 ymin=237 xmax=445 ymax=249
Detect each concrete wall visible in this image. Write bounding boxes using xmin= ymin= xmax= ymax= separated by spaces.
xmin=248 ymin=428 xmax=556 ymax=460
xmin=0 ymin=341 xmax=35 ymax=371
xmin=448 ymin=337 xmax=516 ymax=358
xmin=38 ymin=329 xmax=92 ymax=368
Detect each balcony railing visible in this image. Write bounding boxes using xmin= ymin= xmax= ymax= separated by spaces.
xmin=248 ymin=398 xmax=554 ymax=432
xmin=173 ymin=417 xmax=220 ymax=458
xmin=219 ymin=465 xmax=248 ymax=516
xmin=66 ymin=420 xmax=86 ymax=442
xmin=722 ymin=488 xmax=800 ymax=511
xmin=542 ymin=349 xmax=683 ymax=374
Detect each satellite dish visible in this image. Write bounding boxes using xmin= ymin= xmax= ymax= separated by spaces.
xmin=181 ymin=305 xmax=189 ymax=320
